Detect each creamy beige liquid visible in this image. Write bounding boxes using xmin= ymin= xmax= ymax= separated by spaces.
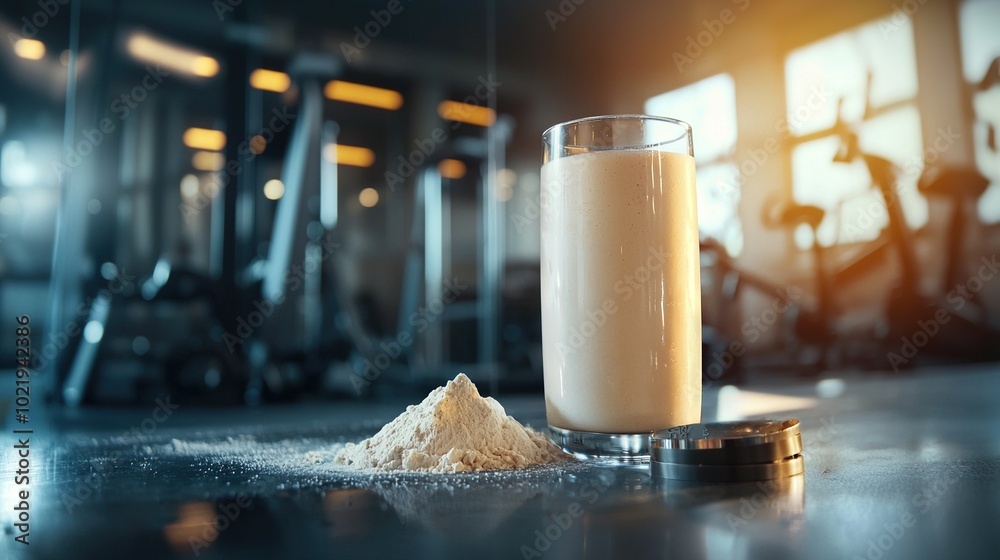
xmin=541 ymin=149 xmax=701 ymax=433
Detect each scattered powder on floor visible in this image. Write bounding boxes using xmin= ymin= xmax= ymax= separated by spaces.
xmin=335 ymin=373 xmax=568 ymax=473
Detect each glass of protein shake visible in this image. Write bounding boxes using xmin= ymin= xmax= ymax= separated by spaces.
xmin=541 ymin=115 xmax=701 ymax=460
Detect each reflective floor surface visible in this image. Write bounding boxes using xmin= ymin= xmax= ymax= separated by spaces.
xmin=2 ymin=363 xmax=999 ymax=559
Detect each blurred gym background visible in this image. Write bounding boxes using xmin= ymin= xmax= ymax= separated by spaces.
xmin=1 ymin=0 xmax=998 ymax=407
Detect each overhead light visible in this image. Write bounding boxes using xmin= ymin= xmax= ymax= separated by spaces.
xmin=248 ymin=135 xmax=266 ymax=155
xmin=495 ymin=168 xmax=516 ymax=201
xmin=437 ymin=100 xmax=495 ymax=127
xmin=190 ymin=56 xmax=220 ymax=78
xmin=179 ymin=174 xmax=199 ymax=198
xmin=496 ymin=168 xmax=517 ymax=202
xmin=497 ymin=168 xmax=517 ymax=189
xmin=191 ymin=151 xmax=224 ymax=171
xmin=183 ymin=127 xmax=226 ymax=151
xmin=324 ymin=80 xmax=403 ymax=110
xmin=250 ymin=69 xmax=290 ymax=93
xmin=323 ymin=144 xmax=375 ymax=167
xmin=263 ymin=179 xmax=285 ymax=200
xmin=438 ymin=159 xmax=466 ymax=179
xmin=83 ymin=320 xmax=105 ymax=344
xmin=13 ymin=38 xmax=45 ymax=60
xmin=1 ymin=141 xmax=38 ymax=188
xmin=496 ymin=184 xmax=513 ymax=201
xmin=358 ymin=187 xmax=379 ymax=208
xmin=126 ymin=32 xmax=219 ymax=78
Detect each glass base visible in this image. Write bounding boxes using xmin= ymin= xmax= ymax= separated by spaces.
xmin=548 ymin=425 xmax=652 ymax=463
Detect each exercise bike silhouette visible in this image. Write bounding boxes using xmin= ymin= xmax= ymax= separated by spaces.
xmin=765 ymin=71 xmax=1000 ymax=371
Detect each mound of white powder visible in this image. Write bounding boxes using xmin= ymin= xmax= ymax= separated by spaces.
xmin=335 ymin=373 xmax=568 ymax=473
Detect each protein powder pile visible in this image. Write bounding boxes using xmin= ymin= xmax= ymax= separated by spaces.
xmin=335 ymin=373 xmax=568 ymax=473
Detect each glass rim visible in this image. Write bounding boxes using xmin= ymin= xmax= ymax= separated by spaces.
xmin=542 ymin=114 xmax=693 ymax=152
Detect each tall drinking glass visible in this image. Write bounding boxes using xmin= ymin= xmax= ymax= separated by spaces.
xmin=541 ymin=115 xmax=701 ymax=460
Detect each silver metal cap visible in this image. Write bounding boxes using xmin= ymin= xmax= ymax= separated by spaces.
xmin=650 ymin=419 xmax=804 ymax=481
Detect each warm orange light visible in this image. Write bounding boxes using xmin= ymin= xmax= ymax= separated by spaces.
xmin=126 ymin=32 xmax=218 ymax=78
xmin=183 ymin=127 xmax=226 ymax=151
xmin=324 ymin=80 xmax=403 ymax=110
xmin=13 ymin=38 xmax=45 ymax=60
xmin=249 ymin=135 xmax=266 ymax=155
xmin=437 ymin=100 xmax=495 ymax=127
xmin=164 ymin=502 xmax=218 ymax=552
xmin=191 ymin=56 xmax=219 ymax=78
xmin=250 ymin=69 xmax=291 ymax=93
xmin=323 ymin=144 xmax=375 ymax=168
xmin=358 ymin=187 xmax=379 ymax=208
xmin=191 ymin=151 xmax=224 ymax=172
xmin=438 ymin=159 xmax=467 ymax=180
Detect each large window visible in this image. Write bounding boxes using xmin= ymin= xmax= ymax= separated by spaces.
xmin=785 ymin=16 xmax=926 ymax=248
xmin=645 ymin=73 xmax=742 ymax=255
xmin=959 ymin=0 xmax=1000 ymax=224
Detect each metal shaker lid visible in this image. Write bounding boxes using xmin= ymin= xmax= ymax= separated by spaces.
xmin=650 ymin=418 xmax=804 ymax=481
